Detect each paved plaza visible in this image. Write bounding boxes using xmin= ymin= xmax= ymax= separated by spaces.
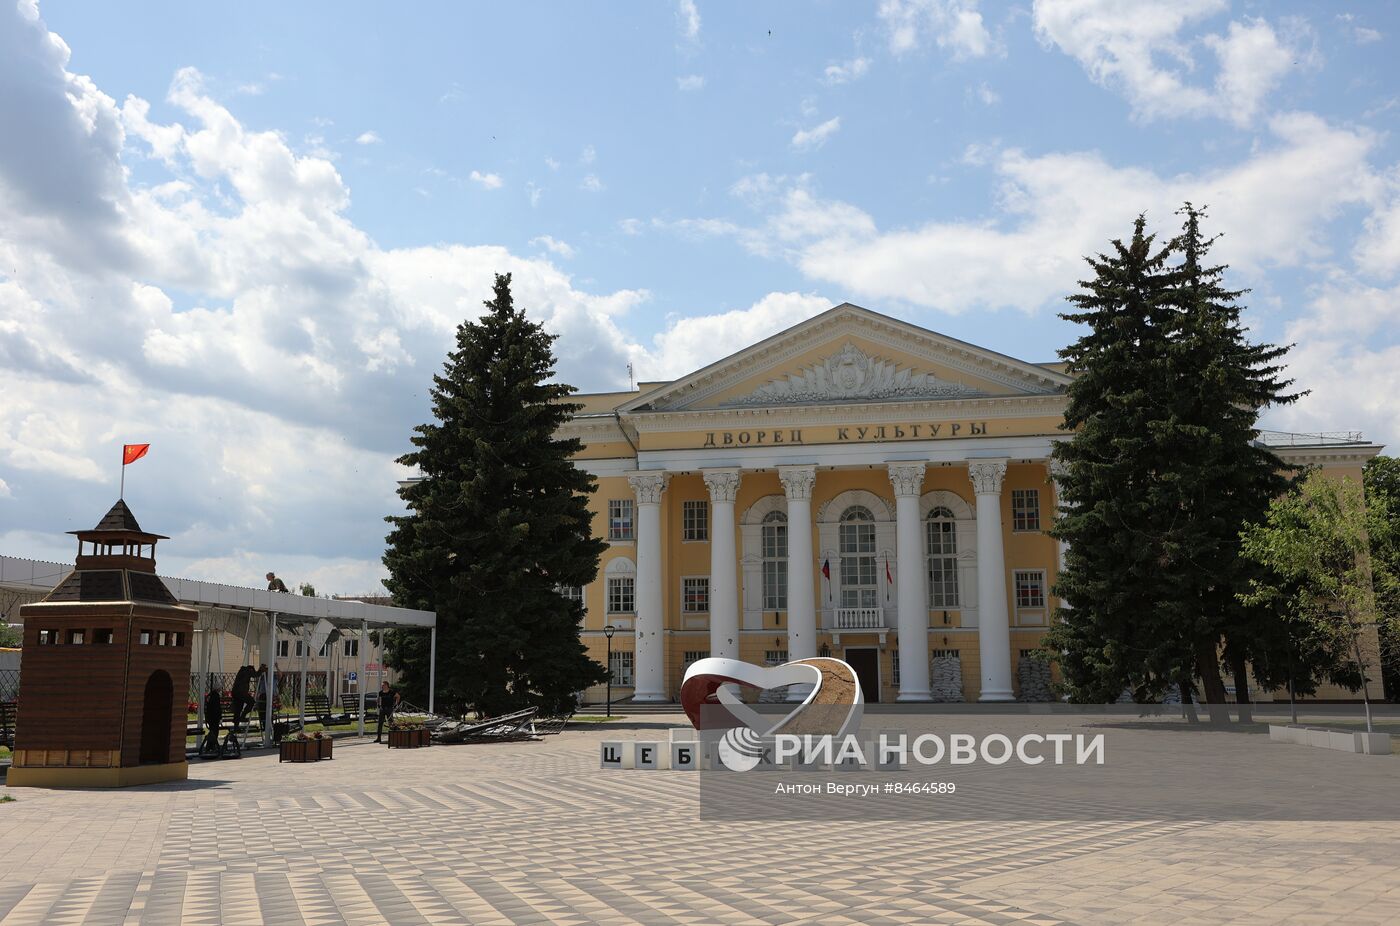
xmin=2 ymin=714 xmax=1399 ymax=925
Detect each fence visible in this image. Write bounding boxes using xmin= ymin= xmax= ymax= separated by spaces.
xmin=186 ymin=671 xmax=328 ymax=711
xmin=1 ymin=668 xmax=17 ymax=703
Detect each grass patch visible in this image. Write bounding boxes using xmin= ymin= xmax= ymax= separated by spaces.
xmin=0 ymin=746 xmax=10 ymax=760
xmin=0 ymin=795 xmax=14 ymax=803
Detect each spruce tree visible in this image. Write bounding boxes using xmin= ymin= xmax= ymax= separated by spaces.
xmin=1162 ymin=204 xmax=1299 ymax=718
xmin=382 ymin=273 xmax=608 ymax=716
xmin=1045 ymin=216 xmax=1188 ymax=701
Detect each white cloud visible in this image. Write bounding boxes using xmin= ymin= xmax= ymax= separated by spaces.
xmin=469 ymin=169 xmax=503 ymax=189
xmin=676 ymin=0 xmax=701 ymax=43
xmin=355 ymin=130 xmax=382 ymax=145
xmin=544 ymin=156 xmax=560 ymax=170
xmin=1266 ymin=278 xmax=1400 ymax=446
xmin=526 ymin=181 xmax=543 ymax=207
xmin=1033 ymin=0 xmax=1309 ymax=126
xmin=675 ymin=114 xmax=1384 ymax=316
xmin=791 ymin=116 xmax=842 ymax=150
xmin=971 ymin=81 xmax=999 ymax=105
xmin=581 ymin=144 xmax=596 ymax=165
xmin=530 ymin=235 xmax=576 ymax=259
xmin=878 ymin=0 xmax=995 ymax=60
xmin=641 ymin=292 xmax=832 ymax=379
xmin=823 ymin=57 xmax=871 ymax=85
xmin=677 ymin=74 xmax=706 ymax=91
xmin=581 ymin=173 xmax=604 ymax=192
xmin=0 ymin=2 xmax=690 ymax=591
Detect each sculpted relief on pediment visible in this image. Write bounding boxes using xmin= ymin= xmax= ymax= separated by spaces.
xmin=721 ymin=342 xmax=986 ymax=407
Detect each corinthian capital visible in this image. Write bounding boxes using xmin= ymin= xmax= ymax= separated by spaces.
xmin=967 ymin=459 xmax=1008 ymax=496
xmin=702 ymin=468 xmax=742 ymax=504
xmin=778 ymin=465 xmax=816 ymax=501
xmin=886 ymin=462 xmax=927 ymax=498
xmin=627 ymin=471 xmax=671 ymax=505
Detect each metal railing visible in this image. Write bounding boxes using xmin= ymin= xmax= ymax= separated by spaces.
xmin=835 ymin=608 xmax=884 ymax=629
xmin=1256 ymin=430 xmax=1365 ymax=447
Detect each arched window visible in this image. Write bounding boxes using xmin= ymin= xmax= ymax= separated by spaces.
xmin=839 ymin=506 xmax=877 ymax=608
xmin=761 ymin=510 xmax=787 ymax=610
xmin=926 ymin=505 xmax=959 ymax=607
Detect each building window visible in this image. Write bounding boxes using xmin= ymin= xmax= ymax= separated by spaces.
xmin=608 ymin=499 xmax=635 ymax=541
xmin=139 ymin=630 xmax=152 ymax=645
xmin=607 ymin=576 xmax=635 ymax=614
xmin=171 ymin=632 xmax=184 ymax=648
xmin=38 ymin=629 xmax=57 ymax=645
xmin=609 ymin=650 xmax=634 ymax=686
xmin=277 ymin=639 xmax=289 ymax=658
xmin=1012 ymin=489 xmax=1041 ymax=531
xmin=682 ymin=500 xmax=709 ymax=541
xmin=892 ymin=648 xmax=899 ymax=686
xmin=682 ymin=577 xmax=709 ymax=613
xmin=925 ymin=506 xmax=959 ymax=608
xmin=932 ymin=648 xmax=960 ymax=659
xmin=761 ymin=510 xmax=788 ymax=611
xmin=68 ymin=629 xmax=85 ymax=645
xmin=683 ymin=650 xmax=709 ymax=667
xmin=763 ymin=650 xmax=788 ymax=665
xmin=839 ymin=506 xmax=878 ymax=609
xmin=1014 ymin=570 xmax=1046 ymax=610
xmin=318 ymin=642 xmax=329 ymax=657
xmin=557 ymin=585 xmax=585 ymax=615
xmin=93 ymin=628 xmax=113 ymax=645
xmin=343 ymin=638 xmax=359 ymax=658
xmin=157 ymin=631 xmax=168 ymax=647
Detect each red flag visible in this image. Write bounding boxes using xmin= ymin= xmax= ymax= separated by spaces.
xmin=122 ymin=444 xmax=150 ymax=465
xmin=886 ymin=557 xmax=893 ymax=584
xmin=821 ymin=558 xmax=830 ymax=580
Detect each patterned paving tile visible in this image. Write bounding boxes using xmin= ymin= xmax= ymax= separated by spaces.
xmin=1 ymin=719 xmax=1398 ymax=924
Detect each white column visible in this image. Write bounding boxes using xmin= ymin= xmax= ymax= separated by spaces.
xmin=889 ymin=462 xmax=932 ymax=701
xmin=969 ymin=459 xmax=1013 ymax=701
xmin=778 ymin=465 xmax=817 ymax=663
xmin=703 ymin=468 xmax=742 ymax=660
xmin=629 ymin=471 xmax=671 ymax=701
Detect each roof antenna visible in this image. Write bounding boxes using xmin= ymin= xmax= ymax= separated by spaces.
xmin=627 ymin=362 xmax=635 ymax=391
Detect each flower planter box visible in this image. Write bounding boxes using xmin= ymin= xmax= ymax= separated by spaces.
xmin=388 ymin=728 xmax=430 ymax=749
xmin=279 ymin=737 xmax=333 ymax=762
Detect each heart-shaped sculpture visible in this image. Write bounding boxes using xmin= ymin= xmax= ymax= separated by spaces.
xmin=680 ymin=656 xmax=864 ymax=739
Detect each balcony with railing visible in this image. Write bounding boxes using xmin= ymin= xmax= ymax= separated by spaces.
xmin=834 ymin=607 xmax=885 ymax=629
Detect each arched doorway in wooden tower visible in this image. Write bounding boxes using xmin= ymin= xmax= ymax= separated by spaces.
xmin=140 ymin=670 xmax=174 ymax=765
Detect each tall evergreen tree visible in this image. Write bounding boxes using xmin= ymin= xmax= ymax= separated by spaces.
xmin=1046 ymin=208 xmax=1301 ymax=714
xmin=1163 ymin=204 xmax=1299 ymax=716
xmin=1044 ymin=216 xmax=1188 ymax=702
xmin=382 ymin=273 xmax=608 ymax=716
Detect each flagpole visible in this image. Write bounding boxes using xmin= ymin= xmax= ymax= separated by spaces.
xmin=120 ymin=451 xmax=125 ymax=499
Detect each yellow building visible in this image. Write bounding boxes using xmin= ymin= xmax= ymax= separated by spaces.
xmin=564 ymin=304 xmax=1383 ymax=704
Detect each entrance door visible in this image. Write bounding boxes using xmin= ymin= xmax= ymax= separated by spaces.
xmin=844 ymin=647 xmax=880 ymax=704
xmin=140 ymin=670 xmax=173 ymax=765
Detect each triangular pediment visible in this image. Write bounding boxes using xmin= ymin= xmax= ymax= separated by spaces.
xmin=621 ymin=304 xmax=1069 ymax=413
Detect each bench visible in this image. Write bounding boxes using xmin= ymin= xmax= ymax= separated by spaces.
xmin=0 ymin=700 xmax=15 ymax=749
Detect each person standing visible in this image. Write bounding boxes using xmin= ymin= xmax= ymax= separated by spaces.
xmin=202 ymin=682 xmax=223 ymax=755
xmin=230 ymin=664 xmax=254 ymax=728
xmin=374 ymin=679 xmax=400 ymax=743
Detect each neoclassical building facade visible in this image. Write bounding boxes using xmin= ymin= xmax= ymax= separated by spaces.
xmin=564 ymin=305 xmax=1381 ymax=704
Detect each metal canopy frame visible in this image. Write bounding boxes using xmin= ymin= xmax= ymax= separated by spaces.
xmin=1 ymin=554 xmax=439 ymax=744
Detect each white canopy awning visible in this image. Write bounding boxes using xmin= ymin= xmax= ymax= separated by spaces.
xmin=0 ymin=554 xmax=435 ymax=631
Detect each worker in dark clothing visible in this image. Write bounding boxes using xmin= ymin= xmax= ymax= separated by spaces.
xmin=266 ymin=572 xmax=289 ymax=593
xmin=202 ymin=683 xmax=223 ymax=755
xmin=230 ymin=665 xmax=254 ymax=728
xmin=374 ymin=680 xmax=400 ymax=743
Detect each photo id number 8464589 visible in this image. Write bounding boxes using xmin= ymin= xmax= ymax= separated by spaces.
xmin=886 ymin=781 xmax=957 ymax=795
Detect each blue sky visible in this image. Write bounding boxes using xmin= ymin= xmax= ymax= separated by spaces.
xmin=2 ymin=0 xmax=1399 ymax=593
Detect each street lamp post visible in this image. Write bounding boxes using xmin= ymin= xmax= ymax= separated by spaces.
xmin=603 ymin=624 xmax=616 ymax=718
